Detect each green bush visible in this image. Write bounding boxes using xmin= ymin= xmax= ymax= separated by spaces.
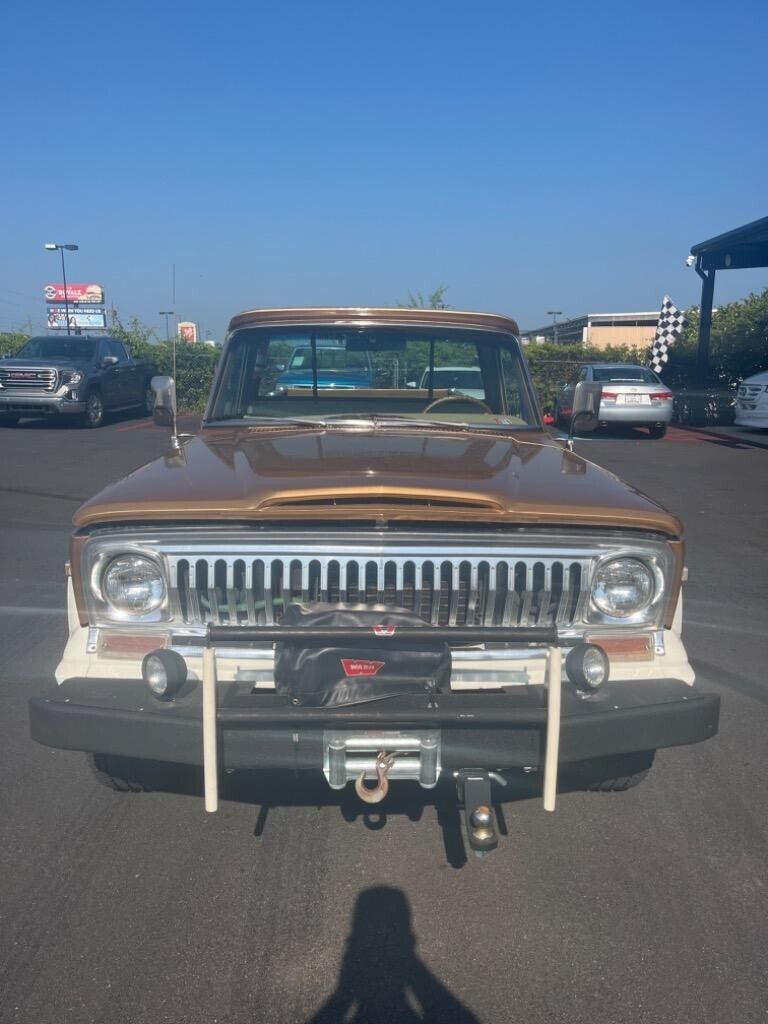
xmin=127 ymin=339 xmax=219 ymax=412
xmin=666 ymin=288 xmax=768 ymax=389
xmin=0 ymin=331 xmax=30 ymax=357
xmin=110 ymin=316 xmax=219 ymax=412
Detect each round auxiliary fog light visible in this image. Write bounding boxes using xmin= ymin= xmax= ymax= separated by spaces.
xmin=141 ymin=649 xmax=187 ymax=701
xmin=566 ymin=643 xmax=609 ymax=692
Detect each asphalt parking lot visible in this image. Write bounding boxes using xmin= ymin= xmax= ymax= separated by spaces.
xmin=1 ymin=412 xmax=766 ymax=1024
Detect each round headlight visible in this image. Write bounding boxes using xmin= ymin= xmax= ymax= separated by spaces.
xmin=103 ymin=555 xmax=165 ymax=614
xmin=592 ymin=558 xmax=654 ymax=618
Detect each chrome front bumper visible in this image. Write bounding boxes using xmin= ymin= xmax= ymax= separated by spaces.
xmin=0 ymin=392 xmax=84 ymax=415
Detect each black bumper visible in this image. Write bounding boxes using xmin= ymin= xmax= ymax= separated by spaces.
xmin=29 ymin=677 xmax=720 ymax=771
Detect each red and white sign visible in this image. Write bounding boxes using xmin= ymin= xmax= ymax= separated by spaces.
xmin=178 ymin=321 xmax=198 ymax=343
xmin=373 ymin=624 xmax=397 ymax=637
xmin=44 ymin=283 xmax=104 ymax=304
xmin=341 ymin=659 xmax=385 ymax=678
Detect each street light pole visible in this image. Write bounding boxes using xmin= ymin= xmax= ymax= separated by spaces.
xmin=159 ymin=311 xmax=174 ymax=342
xmin=60 ymin=248 xmax=71 ymax=335
xmin=547 ymin=310 xmax=563 ymax=346
xmin=45 ymin=243 xmax=79 ymax=336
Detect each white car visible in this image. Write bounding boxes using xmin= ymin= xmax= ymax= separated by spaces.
xmin=734 ymin=370 xmax=768 ymax=429
xmin=556 ymin=364 xmax=674 ymax=438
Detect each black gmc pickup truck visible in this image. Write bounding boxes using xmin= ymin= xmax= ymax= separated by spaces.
xmin=0 ymin=335 xmax=156 ymax=428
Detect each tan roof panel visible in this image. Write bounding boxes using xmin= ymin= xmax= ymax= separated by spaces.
xmin=227 ymin=306 xmax=520 ymax=335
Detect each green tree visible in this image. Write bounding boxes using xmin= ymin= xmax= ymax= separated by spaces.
xmin=399 ymin=285 xmax=451 ymax=309
xmin=0 ymin=331 xmax=31 ymax=357
xmin=667 ymin=288 xmax=768 ymax=387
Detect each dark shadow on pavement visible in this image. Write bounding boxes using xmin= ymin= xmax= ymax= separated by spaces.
xmin=101 ymin=763 xmax=551 ymax=868
xmin=305 ymin=886 xmax=481 ymax=1024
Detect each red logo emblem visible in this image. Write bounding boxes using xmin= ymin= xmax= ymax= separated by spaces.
xmin=341 ymin=659 xmax=385 ymax=677
xmin=373 ymin=625 xmax=396 ymax=637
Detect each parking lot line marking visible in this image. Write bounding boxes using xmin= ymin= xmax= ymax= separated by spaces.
xmin=0 ymin=606 xmax=66 ymax=616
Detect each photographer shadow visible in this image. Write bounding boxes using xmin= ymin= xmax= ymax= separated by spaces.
xmin=306 ymin=886 xmax=480 ymax=1024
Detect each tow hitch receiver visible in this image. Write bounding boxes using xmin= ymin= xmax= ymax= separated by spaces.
xmin=456 ymin=770 xmax=500 ymax=855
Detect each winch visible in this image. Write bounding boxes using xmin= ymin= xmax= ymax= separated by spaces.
xmin=323 ymin=730 xmax=441 ymax=799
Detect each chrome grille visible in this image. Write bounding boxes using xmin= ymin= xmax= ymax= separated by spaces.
xmin=0 ymin=367 xmax=57 ymax=391
xmin=163 ymin=534 xmax=594 ymax=629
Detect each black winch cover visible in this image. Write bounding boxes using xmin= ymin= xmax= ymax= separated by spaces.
xmin=274 ymin=603 xmax=451 ymax=707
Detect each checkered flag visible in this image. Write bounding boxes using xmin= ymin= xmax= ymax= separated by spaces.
xmin=648 ymin=296 xmax=686 ymax=374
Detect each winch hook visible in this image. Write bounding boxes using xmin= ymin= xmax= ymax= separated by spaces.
xmin=354 ymin=751 xmax=396 ymax=804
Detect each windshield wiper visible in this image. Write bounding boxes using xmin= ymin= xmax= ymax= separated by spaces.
xmin=205 ymin=415 xmax=326 ymax=428
xmin=371 ymin=414 xmax=518 ymax=432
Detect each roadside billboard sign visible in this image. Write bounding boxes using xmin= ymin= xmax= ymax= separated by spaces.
xmin=44 ymin=283 xmax=105 ymax=305
xmin=178 ymin=321 xmax=198 ymax=343
xmin=47 ymin=307 xmax=107 ymax=330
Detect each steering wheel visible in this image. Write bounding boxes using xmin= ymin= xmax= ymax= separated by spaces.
xmin=424 ymin=393 xmax=493 ymax=414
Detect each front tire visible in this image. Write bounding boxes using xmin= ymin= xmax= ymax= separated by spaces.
xmin=565 ymin=750 xmax=655 ymax=792
xmin=0 ymin=413 xmax=19 ymax=427
xmin=82 ymin=390 xmax=105 ymax=428
xmin=88 ymin=753 xmax=145 ymax=792
xmin=88 ymin=753 xmax=198 ymax=794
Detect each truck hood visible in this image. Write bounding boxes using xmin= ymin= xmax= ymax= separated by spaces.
xmin=2 ymin=357 xmax=90 ymax=370
xmin=73 ymin=426 xmax=682 ymax=536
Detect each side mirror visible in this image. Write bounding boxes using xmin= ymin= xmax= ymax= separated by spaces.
xmin=100 ymin=355 xmax=119 ymax=368
xmin=405 ymin=381 xmax=417 ymax=388
xmin=568 ymin=380 xmax=602 ymax=442
xmin=273 ymin=363 xmax=286 ymax=372
xmin=151 ymin=375 xmax=176 ymax=429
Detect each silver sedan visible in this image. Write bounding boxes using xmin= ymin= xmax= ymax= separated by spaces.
xmin=555 ymin=364 xmax=674 ymax=438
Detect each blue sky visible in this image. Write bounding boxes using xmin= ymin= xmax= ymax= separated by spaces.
xmin=2 ymin=0 xmax=766 ymax=340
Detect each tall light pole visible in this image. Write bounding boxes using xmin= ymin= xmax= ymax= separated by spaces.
xmin=159 ymin=311 xmax=174 ymax=342
xmin=45 ymin=243 xmax=78 ymax=335
xmin=547 ymin=310 xmax=562 ymax=345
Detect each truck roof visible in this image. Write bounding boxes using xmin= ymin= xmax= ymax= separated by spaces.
xmin=227 ymin=307 xmax=521 ymax=336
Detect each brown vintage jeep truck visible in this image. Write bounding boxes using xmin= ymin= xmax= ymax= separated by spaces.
xmin=29 ymin=308 xmax=719 ymax=854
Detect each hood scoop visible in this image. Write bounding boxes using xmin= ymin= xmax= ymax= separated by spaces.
xmin=258 ymin=491 xmax=503 ymax=512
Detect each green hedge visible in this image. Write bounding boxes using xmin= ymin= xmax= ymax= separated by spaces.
xmin=127 ymin=339 xmax=219 ymax=412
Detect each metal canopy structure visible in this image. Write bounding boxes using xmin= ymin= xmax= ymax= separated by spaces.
xmin=689 ymin=215 xmax=768 ymax=381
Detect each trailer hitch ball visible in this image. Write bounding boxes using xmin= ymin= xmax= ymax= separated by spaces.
xmin=470 ymin=805 xmax=495 ymax=843
xmin=354 ymin=751 xmax=396 ymax=804
xmin=470 ymin=806 xmax=493 ymax=829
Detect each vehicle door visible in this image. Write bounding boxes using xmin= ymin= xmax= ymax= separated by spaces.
xmin=111 ymin=339 xmax=141 ymax=404
xmin=94 ymin=340 xmax=121 ymax=408
xmin=103 ymin=339 xmax=135 ymax=407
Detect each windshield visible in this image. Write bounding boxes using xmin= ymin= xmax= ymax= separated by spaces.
xmin=592 ymin=366 xmax=660 ymax=384
xmin=209 ymin=327 xmax=538 ymax=428
xmin=14 ymin=337 xmax=96 ymax=361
